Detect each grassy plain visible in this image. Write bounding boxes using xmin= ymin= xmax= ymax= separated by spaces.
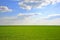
xmin=0 ymin=25 xmax=60 ymax=40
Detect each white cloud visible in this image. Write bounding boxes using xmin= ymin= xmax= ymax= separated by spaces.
xmin=0 ymin=13 xmax=41 ymax=25
xmin=18 ymin=2 xmax=32 ymax=10
xmin=18 ymin=13 xmax=41 ymax=16
xmin=19 ymin=0 xmax=60 ymax=10
xmin=0 ymin=13 xmax=60 ymax=25
xmin=41 ymin=14 xmax=60 ymax=19
xmin=22 ymin=13 xmax=60 ymax=25
xmin=0 ymin=6 xmax=12 ymax=12
xmin=33 ymin=18 xmax=60 ymax=25
xmin=0 ymin=16 xmax=23 ymax=25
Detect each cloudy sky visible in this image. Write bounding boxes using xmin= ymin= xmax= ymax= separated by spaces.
xmin=0 ymin=0 xmax=60 ymax=25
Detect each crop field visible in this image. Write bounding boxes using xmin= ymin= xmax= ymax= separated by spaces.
xmin=0 ymin=25 xmax=60 ymax=40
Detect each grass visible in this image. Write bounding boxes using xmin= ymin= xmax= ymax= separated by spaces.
xmin=0 ymin=25 xmax=60 ymax=40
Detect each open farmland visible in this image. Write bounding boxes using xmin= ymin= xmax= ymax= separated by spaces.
xmin=0 ymin=25 xmax=60 ymax=40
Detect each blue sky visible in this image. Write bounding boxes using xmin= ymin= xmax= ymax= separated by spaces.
xmin=0 ymin=0 xmax=60 ymax=25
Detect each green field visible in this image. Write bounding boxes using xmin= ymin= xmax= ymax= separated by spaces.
xmin=0 ymin=25 xmax=60 ymax=40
